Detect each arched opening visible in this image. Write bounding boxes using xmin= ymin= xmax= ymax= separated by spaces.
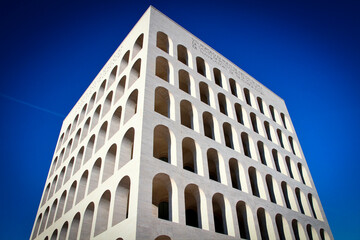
xmin=281 ymin=182 xmax=297 ymax=211
xmin=80 ymin=202 xmax=95 ymax=240
xmin=157 ymin=32 xmax=169 ymax=53
xmin=182 ymin=137 xmax=197 ymax=173
xmin=234 ymin=103 xmax=244 ymax=125
xmin=55 ymin=167 xmax=65 ymax=192
xmin=229 ymin=158 xmax=241 ymax=190
xmin=71 ymin=115 xmax=79 ymax=134
xmin=308 ymin=193 xmax=323 ymax=220
xmin=59 ymin=221 xmax=68 ymax=240
xmin=280 ymin=113 xmax=287 ymax=129
xmin=132 ymin=34 xmax=144 ymax=59
xmin=269 ymin=105 xmax=276 ymax=122
xmin=285 ymin=156 xmax=294 ymax=178
xmin=154 ymin=87 xmax=170 ymax=118
xmin=257 ymin=97 xmax=264 ymax=114
xmin=266 ymin=175 xmax=276 ymax=204
xmin=203 ymin=112 xmax=214 ymax=140
xmin=55 ymin=190 xmax=67 ymax=221
xmin=156 ymin=56 xmax=170 ymax=82
xmin=177 ymin=44 xmax=188 ymax=65
xmin=41 ymin=183 xmax=50 ymax=206
xmin=74 ymin=147 xmax=84 ymax=174
xmin=207 ymin=148 xmax=220 ymax=182
xmin=264 ymin=121 xmax=272 ymax=141
xmin=97 ymin=80 xmax=106 ymax=103
xmin=50 ymin=229 xmax=58 ymax=240
xmin=295 ymin=188 xmax=305 ymax=214
xmin=272 ymin=149 xmax=281 ymax=172
xmin=119 ymin=51 xmax=130 ymax=74
xmin=102 ymin=144 xmax=116 ymax=183
xmin=102 ymin=91 xmax=113 ymax=117
xmin=236 ymin=201 xmax=250 ymax=239
xmin=212 ymin=193 xmax=227 ymax=234
xmin=180 ymin=100 xmax=193 ymax=129
xmin=88 ymin=93 xmax=96 ymax=113
xmin=84 ymin=135 xmax=95 ymax=164
xmin=38 ymin=207 xmax=49 ymax=234
xmin=257 ymin=208 xmax=269 ymax=240
xmin=109 ymin=106 xmax=122 ymax=139
xmin=223 ymin=122 xmax=234 ymax=149
xmin=79 ymin=104 xmax=87 ymax=123
xmin=96 ymin=122 xmax=108 ymax=152
xmin=72 ymin=129 xmax=81 ymax=152
xmin=196 ymin=57 xmax=206 ymax=77
xmin=218 ymin=93 xmax=227 ymax=115
xmin=241 ymin=132 xmax=251 ymax=158
xmin=244 ymin=88 xmax=251 ymax=106
xmin=275 ymin=214 xmax=286 ymax=240
xmin=91 ymin=105 xmax=101 ymax=130
xmin=115 ymin=76 xmax=126 ymax=102
xmin=277 ymin=129 xmax=284 ymax=148
xmin=250 ymin=112 xmax=258 ymax=133
xmin=152 ymin=173 xmax=172 ymax=221
xmin=213 ymin=68 xmax=222 ymax=87
xmin=48 ymin=176 xmax=58 ymax=200
xmin=258 ymin=141 xmax=267 ymax=165
xmin=155 ymin=235 xmax=171 ymax=240
xmin=95 ymin=190 xmax=111 ymax=236
xmin=81 ymin=118 xmax=91 ymax=141
xmin=119 ymin=128 xmax=135 ymax=168
xmin=129 ymin=59 xmax=141 ymax=88
xmin=88 ymin=158 xmax=101 ymax=194
xmin=108 ymin=66 xmax=117 ymax=88
xmin=76 ymin=171 xmax=88 ymax=204
xmin=46 ymin=199 xmax=58 ymax=229
xmin=31 ymin=213 xmax=42 ymax=239
xmin=184 ymin=184 xmax=201 ymax=228
xmin=124 ymin=89 xmax=138 ymax=123
xmin=65 ymin=181 xmax=77 ymax=213
xmin=153 ymin=125 xmax=171 ymax=163
xmin=288 ymin=136 xmax=296 ymax=155
xmin=199 ymin=82 xmax=210 ymax=105
xmin=298 ymin=163 xmax=312 ymax=187
xmin=229 ymin=78 xmax=237 ymax=97
xmin=179 ymin=70 xmax=190 ymax=94
xmin=113 ymin=176 xmax=131 ymax=225
xmin=69 ymin=213 xmax=80 ymax=239
xmin=249 ymin=167 xmax=260 ymax=197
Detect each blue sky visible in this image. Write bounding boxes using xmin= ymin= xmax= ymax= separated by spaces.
xmin=1 ymin=0 xmax=359 ymax=239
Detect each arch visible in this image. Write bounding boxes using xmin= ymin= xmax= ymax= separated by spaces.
xmin=212 ymin=193 xmax=227 ymax=234
xmin=277 ymin=129 xmax=284 ymax=148
xmin=65 ymin=181 xmax=77 ymax=213
xmin=129 ymin=59 xmax=141 ymax=88
xmin=177 ymin=44 xmax=188 ymax=65
xmin=72 ymin=129 xmax=81 ymax=152
xmin=179 ymin=69 xmax=191 ymax=94
xmin=109 ymin=106 xmax=122 ymax=139
xmin=258 ymin=141 xmax=267 ymax=165
xmin=95 ymin=122 xmax=108 ymax=152
xmin=153 ymin=125 xmax=171 ymax=163
xmin=269 ymin=105 xmax=276 ymax=122
xmin=119 ymin=127 xmax=135 ymax=168
xmin=199 ymin=82 xmax=210 ymax=105
xmin=218 ymin=93 xmax=227 ymax=115
xmin=59 ymin=221 xmax=68 ymax=240
xmin=266 ymin=175 xmax=277 ymax=204
xmin=76 ymin=171 xmax=89 ymax=204
xmin=88 ymin=158 xmax=101 ymax=194
xmin=132 ymin=33 xmax=144 ymax=59
xmin=50 ymin=229 xmax=58 ymax=240
xmin=57 ymin=149 xmax=65 ymax=169
xmin=223 ymin=122 xmax=234 ymax=149
xmin=272 ymin=149 xmax=281 ymax=172
xmin=281 ymin=182 xmax=298 ymax=211
xmin=207 ymin=148 xmax=221 ymax=182
xmin=229 ymin=78 xmax=237 ymax=97
xmin=49 ymin=157 xmax=57 ymax=178
xmin=152 ymin=173 xmax=172 ymax=221
xmin=184 ymin=184 xmax=201 ymax=228
xmin=55 ymin=190 xmax=67 ymax=221
xmin=156 ymin=56 xmax=170 ymax=82
xmin=249 ymin=167 xmax=260 ymax=197
xmin=180 ymin=100 xmax=193 ymax=129
xmin=298 ymin=163 xmax=312 ymax=187
xmin=56 ymin=133 xmax=64 ymax=152
xmin=157 ymin=32 xmax=169 ymax=53
xmin=307 ymin=224 xmax=319 ymax=240
xmin=79 ymin=104 xmax=87 ymax=123
xmin=95 ymin=190 xmax=111 ymax=236
xmin=244 ymin=88 xmax=251 ymax=106
xmin=115 ymin=76 xmax=126 ymax=102
xmin=182 ymin=137 xmax=197 ymax=173
xmin=31 ymin=213 xmax=42 ymax=239
xmin=69 ymin=212 xmax=81 ymax=239
xmin=102 ymin=144 xmax=116 ymax=182
xmin=241 ymin=132 xmax=251 ymax=158
xmin=88 ymin=93 xmax=96 ymax=113
xmin=108 ymin=66 xmax=117 ymax=88
xmin=257 ymin=208 xmax=276 ymax=240
xmin=236 ymin=201 xmax=251 ymax=239
xmin=124 ymin=89 xmax=138 ymax=123
xmin=80 ymin=202 xmax=95 ymax=240
xmin=203 ymin=111 xmax=214 ymax=140
xmin=285 ymin=156 xmax=294 ymax=179
xmin=48 ymin=175 xmax=58 ymax=200
xmin=41 ymin=183 xmax=50 ymax=206
xmin=113 ymin=176 xmax=131 ymax=225
xmin=308 ymin=193 xmax=324 ymax=221
xmin=119 ymin=51 xmax=130 ymax=74
xmin=320 ymin=229 xmax=331 ymax=240
xmin=91 ymin=105 xmax=101 ymax=130
xmin=81 ymin=118 xmax=91 ymax=141
xmin=84 ymin=135 xmax=95 ymax=164
xmin=234 ymin=103 xmax=244 ymax=125
xmin=213 ymin=68 xmax=223 ymax=87
xmin=102 ymin=91 xmax=113 ymax=117
xmin=96 ymin=80 xmax=106 ymax=103
xmin=276 ymin=214 xmax=291 ymax=240
xmin=74 ymin=147 xmax=84 ymax=174
xmin=288 ymin=136 xmax=298 ymax=156
xmin=292 ymin=219 xmax=306 ymax=240
xmin=46 ymin=199 xmax=58 ymax=229
xmin=71 ymin=115 xmax=79 ymax=134
xmin=264 ymin=121 xmax=272 ymax=141
xmin=250 ymin=112 xmax=258 ymax=133
xmin=38 ymin=206 xmax=49 ymax=234
xmin=229 ymin=158 xmax=241 ymax=190
xmin=64 ymin=124 xmax=71 ymax=141
xmin=154 ymin=87 xmax=170 ymax=118
xmin=257 ymin=97 xmax=264 ymax=114
xmin=280 ymin=113 xmax=287 ymax=129
xmin=155 ymin=235 xmax=171 ymax=240
xmin=196 ymin=57 xmax=206 ymax=77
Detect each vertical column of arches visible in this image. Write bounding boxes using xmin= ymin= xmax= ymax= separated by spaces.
xmin=119 ymin=128 xmax=135 ymax=169
xmin=124 ymin=90 xmax=138 ymax=123
xmin=102 ymin=144 xmax=116 ymax=183
xmin=129 ymin=59 xmax=141 ymax=88
xmin=94 ymin=190 xmax=111 ymax=236
xmin=115 ymin=76 xmax=126 ymax=102
xmin=112 ymin=176 xmax=131 ymax=226
xmin=152 ymin=173 xmax=172 ymax=221
xmin=80 ymin=202 xmax=95 ymax=240
xmin=109 ymin=106 xmax=122 ymax=139
xmin=88 ymin=158 xmax=101 ymax=194
xmin=132 ymin=34 xmax=143 ymax=59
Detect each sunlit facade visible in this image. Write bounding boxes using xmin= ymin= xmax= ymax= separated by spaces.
xmin=30 ymin=6 xmax=333 ymax=240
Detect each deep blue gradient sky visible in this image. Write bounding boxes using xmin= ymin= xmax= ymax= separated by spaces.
xmin=1 ymin=0 xmax=359 ymax=239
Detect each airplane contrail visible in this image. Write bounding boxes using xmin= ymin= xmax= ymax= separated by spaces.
xmin=0 ymin=93 xmax=65 ymax=118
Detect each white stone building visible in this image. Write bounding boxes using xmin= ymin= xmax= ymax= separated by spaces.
xmin=30 ymin=6 xmax=333 ymax=240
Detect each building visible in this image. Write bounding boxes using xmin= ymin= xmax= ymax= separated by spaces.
xmin=30 ymin=6 xmax=333 ymax=240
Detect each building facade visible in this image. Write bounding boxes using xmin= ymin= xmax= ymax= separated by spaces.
xmin=30 ymin=6 xmax=333 ymax=240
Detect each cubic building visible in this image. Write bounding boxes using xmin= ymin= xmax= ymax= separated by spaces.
xmin=30 ymin=6 xmax=333 ymax=240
